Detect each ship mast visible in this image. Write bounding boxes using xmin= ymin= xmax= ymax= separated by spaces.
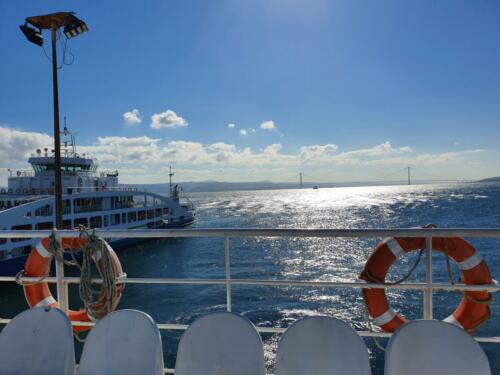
xmin=169 ymin=166 xmax=175 ymax=196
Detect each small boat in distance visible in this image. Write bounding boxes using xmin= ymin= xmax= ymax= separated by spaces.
xmin=0 ymin=126 xmax=195 ymax=275
xmin=312 ymin=186 xmax=319 ymax=190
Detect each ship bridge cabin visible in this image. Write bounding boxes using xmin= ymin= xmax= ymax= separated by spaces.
xmin=4 ymin=149 xmax=118 ymax=197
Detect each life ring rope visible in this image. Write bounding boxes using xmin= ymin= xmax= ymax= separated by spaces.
xmin=362 ymin=240 xmax=425 ymax=286
xmin=21 ymin=229 xmax=125 ymax=332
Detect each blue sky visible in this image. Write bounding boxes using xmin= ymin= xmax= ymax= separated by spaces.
xmin=1 ymin=0 xmax=499 ymax=183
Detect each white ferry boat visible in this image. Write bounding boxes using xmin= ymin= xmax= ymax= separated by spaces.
xmin=0 ymin=128 xmax=194 ymax=276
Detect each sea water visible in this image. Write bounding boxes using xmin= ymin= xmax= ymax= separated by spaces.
xmin=1 ymin=182 xmax=499 ymax=373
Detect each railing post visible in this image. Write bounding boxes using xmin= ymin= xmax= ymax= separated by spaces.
xmin=423 ymin=236 xmax=433 ymax=319
xmin=224 ymin=235 xmax=232 ymax=312
xmin=54 ymin=234 xmax=68 ymax=313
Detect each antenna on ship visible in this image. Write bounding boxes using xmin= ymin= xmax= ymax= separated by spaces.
xmin=169 ymin=165 xmax=175 ymax=196
xmin=407 ymin=166 xmax=411 ymax=185
xmin=299 ymin=172 xmax=303 ymax=189
xmin=62 ymin=116 xmax=77 ymax=156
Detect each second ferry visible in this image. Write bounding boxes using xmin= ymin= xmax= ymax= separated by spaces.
xmin=0 ymin=126 xmax=195 ymax=276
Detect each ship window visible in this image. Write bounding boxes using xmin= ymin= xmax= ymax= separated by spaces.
xmin=163 ymin=208 xmax=169 ymax=215
xmin=63 ymin=199 xmax=71 ymax=215
xmin=138 ymin=211 xmax=145 ymax=221
xmin=11 ymin=224 xmax=32 ymax=242
xmin=155 ymin=208 xmax=162 ymax=217
xmin=147 ymin=210 xmax=154 ymax=219
xmin=0 ymin=237 xmax=6 ymax=245
xmin=74 ymin=197 xmax=103 ymax=213
xmin=32 ymin=164 xmax=54 ymax=172
xmin=35 ymin=204 xmax=52 ymax=217
xmin=103 ymin=215 xmax=109 ymax=227
xmin=62 ymin=220 xmax=72 ymax=229
xmin=89 ymin=216 xmax=102 ymax=229
xmin=122 ymin=213 xmax=127 ymax=224
xmin=36 ymin=222 xmax=54 ymax=230
xmin=128 ymin=212 xmax=137 ymax=222
xmin=111 ymin=213 xmax=121 ymax=226
xmin=0 ymin=250 xmax=7 ymax=260
xmin=74 ymin=217 xmax=88 ymax=227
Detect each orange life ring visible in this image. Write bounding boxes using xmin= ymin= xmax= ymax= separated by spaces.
xmin=23 ymin=237 xmax=125 ymax=332
xmin=360 ymin=237 xmax=492 ymax=333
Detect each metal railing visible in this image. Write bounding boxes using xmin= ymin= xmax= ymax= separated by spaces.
xmin=1 ymin=228 xmax=500 ymax=372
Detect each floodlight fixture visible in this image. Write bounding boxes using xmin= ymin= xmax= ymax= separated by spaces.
xmin=64 ymin=18 xmax=88 ymax=38
xmin=19 ymin=23 xmax=43 ymax=46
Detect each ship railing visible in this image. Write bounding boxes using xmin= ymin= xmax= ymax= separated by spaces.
xmin=66 ymin=186 xmax=139 ymax=192
xmin=8 ymin=170 xmax=34 ymax=177
xmin=0 ymin=228 xmax=499 ymax=373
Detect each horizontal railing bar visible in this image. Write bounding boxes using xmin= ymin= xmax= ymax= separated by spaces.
xmin=0 ymin=318 xmax=498 ymax=343
xmin=2 ymin=228 xmax=500 ymax=239
xmin=2 ymin=275 xmax=499 ymax=292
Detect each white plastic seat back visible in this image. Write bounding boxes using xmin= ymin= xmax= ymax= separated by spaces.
xmin=385 ymin=320 xmax=491 ymax=375
xmin=275 ymin=316 xmax=372 ymax=375
xmin=78 ymin=309 xmax=164 ymax=375
xmin=175 ymin=312 xmax=265 ymax=375
xmin=0 ymin=307 xmax=75 ymax=375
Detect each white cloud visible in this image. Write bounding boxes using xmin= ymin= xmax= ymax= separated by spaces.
xmin=209 ymin=142 xmax=238 ymax=162
xmin=321 ymin=141 xmax=412 ymax=166
xmin=264 ymin=143 xmax=282 ymax=154
xmin=0 ymin=124 xmax=492 ymax=183
xmin=123 ymin=109 xmax=142 ymax=125
xmin=0 ymin=125 xmax=52 ymax=164
xmin=227 ymin=123 xmax=236 ymax=129
xmin=260 ymin=120 xmax=276 ymax=131
xmin=299 ymin=144 xmax=338 ymax=162
xmin=80 ymin=136 xmax=162 ymax=163
xmin=150 ymin=109 xmax=188 ymax=129
xmin=239 ymin=128 xmax=255 ymax=136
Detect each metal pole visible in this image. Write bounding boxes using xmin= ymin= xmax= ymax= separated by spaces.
xmin=51 ymin=28 xmax=67 ymax=312
xmin=51 ymin=27 xmax=63 ymax=229
xmin=423 ymin=236 xmax=433 ymax=319
xmin=407 ymin=166 xmax=411 ymax=185
xmin=53 ymin=231 xmax=68 ymax=312
xmin=224 ymin=235 xmax=232 ymax=312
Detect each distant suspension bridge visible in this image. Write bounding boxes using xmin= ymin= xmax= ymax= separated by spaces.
xmin=280 ymin=167 xmax=472 ymax=188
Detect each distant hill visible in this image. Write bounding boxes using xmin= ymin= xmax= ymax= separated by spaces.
xmin=477 ymin=176 xmax=500 ymax=183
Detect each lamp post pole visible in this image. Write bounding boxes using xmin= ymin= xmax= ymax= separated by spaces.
xmin=20 ymin=12 xmax=88 ymax=229
xmin=20 ymin=12 xmax=88 ymax=313
xmin=51 ymin=26 xmax=63 ymax=229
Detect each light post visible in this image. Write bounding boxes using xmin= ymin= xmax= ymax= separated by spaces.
xmin=20 ymin=12 xmax=88 ymax=228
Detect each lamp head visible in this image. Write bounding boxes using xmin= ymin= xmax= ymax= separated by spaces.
xmin=63 ymin=18 xmax=88 ymax=38
xmin=19 ymin=23 xmax=43 ymax=46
